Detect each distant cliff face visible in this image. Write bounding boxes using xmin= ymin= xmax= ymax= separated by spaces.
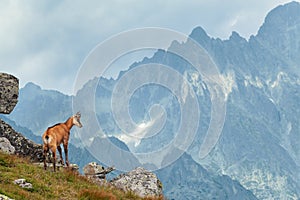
xmin=184 ymin=2 xmax=300 ymax=199
xmin=8 ymin=82 xmax=73 ymax=136
xmin=0 ymin=73 xmax=19 ymax=114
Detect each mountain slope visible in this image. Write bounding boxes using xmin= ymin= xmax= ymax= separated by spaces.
xmin=156 ymin=153 xmax=257 ymax=200
xmin=80 ymin=2 xmax=300 ymax=199
xmin=187 ymin=2 xmax=300 ymax=199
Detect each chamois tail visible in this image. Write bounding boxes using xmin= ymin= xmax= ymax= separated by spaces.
xmin=43 ymin=134 xmax=52 ymax=145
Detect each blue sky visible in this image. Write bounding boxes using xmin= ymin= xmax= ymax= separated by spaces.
xmin=0 ymin=0 xmax=295 ymax=95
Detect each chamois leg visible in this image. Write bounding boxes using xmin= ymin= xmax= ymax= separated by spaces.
xmin=50 ymin=146 xmax=57 ymax=172
xmin=43 ymin=145 xmax=49 ymax=170
xmin=63 ymin=143 xmax=69 ymax=167
xmin=57 ymin=146 xmax=64 ymax=165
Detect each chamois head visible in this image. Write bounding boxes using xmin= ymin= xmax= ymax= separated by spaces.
xmin=73 ymin=112 xmax=83 ymax=128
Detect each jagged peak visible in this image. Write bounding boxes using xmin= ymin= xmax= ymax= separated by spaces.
xmin=22 ymin=82 xmax=72 ymax=98
xmin=189 ymin=26 xmax=210 ymax=41
xmin=229 ymin=31 xmax=247 ymax=42
xmin=267 ymin=1 xmax=300 ymax=23
xmin=257 ymin=1 xmax=300 ymax=37
xmin=23 ymin=82 xmax=41 ymax=91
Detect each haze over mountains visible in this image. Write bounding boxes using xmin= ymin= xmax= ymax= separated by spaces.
xmin=2 ymin=1 xmax=300 ymax=199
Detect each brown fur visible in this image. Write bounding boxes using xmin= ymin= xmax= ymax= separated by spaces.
xmin=42 ymin=113 xmax=82 ymax=171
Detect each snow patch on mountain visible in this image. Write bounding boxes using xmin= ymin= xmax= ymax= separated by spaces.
xmin=267 ymin=71 xmax=300 ymax=89
xmin=116 ymin=108 xmax=166 ymax=152
xmin=184 ymin=70 xmax=236 ymax=101
xmin=236 ymin=167 xmax=298 ymax=199
xmin=183 ymin=71 xmax=204 ymax=97
xmin=219 ymin=71 xmax=237 ymax=101
xmin=244 ymin=75 xmax=264 ymax=88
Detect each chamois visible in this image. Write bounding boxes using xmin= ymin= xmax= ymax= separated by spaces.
xmin=42 ymin=112 xmax=82 ymax=171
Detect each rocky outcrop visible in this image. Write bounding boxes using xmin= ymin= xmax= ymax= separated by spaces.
xmin=0 ymin=73 xmax=19 ymax=114
xmin=83 ymin=162 xmax=115 ymax=185
xmin=110 ymin=167 xmax=163 ymax=198
xmin=0 ymin=119 xmax=43 ymax=162
xmin=0 ymin=137 xmax=15 ymax=154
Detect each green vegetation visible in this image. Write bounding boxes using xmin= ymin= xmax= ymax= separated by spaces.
xmin=0 ymin=152 xmax=163 ymax=200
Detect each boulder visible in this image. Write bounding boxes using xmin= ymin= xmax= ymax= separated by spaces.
xmin=110 ymin=167 xmax=163 ymax=198
xmin=0 ymin=137 xmax=15 ymax=154
xmin=0 ymin=73 xmax=19 ymax=114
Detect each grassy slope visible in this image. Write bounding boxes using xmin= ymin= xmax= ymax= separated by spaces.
xmin=0 ymin=152 xmax=163 ymax=200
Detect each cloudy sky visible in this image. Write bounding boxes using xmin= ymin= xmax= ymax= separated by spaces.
xmin=0 ymin=0 xmax=295 ymax=95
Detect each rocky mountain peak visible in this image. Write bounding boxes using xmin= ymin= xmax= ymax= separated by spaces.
xmin=23 ymin=82 xmax=42 ymax=91
xmin=262 ymin=1 xmax=300 ymax=29
xmin=255 ymin=1 xmax=300 ymax=55
xmin=189 ymin=26 xmax=210 ymax=44
xmin=229 ymin=31 xmax=247 ymax=43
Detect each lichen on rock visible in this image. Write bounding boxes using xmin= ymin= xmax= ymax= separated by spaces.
xmin=0 ymin=73 xmax=19 ymax=114
xmin=0 ymin=137 xmax=15 ymax=154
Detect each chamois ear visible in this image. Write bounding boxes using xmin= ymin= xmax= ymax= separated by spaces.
xmin=75 ymin=112 xmax=81 ymax=118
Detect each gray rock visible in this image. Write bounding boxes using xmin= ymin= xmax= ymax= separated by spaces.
xmin=110 ymin=167 xmax=163 ymax=198
xmin=0 ymin=73 xmax=19 ymax=114
xmin=0 ymin=194 xmax=14 ymax=200
xmin=0 ymin=137 xmax=15 ymax=154
xmin=13 ymin=179 xmax=33 ymax=189
xmin=13 ymin=178 xmax=26 ymax=185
